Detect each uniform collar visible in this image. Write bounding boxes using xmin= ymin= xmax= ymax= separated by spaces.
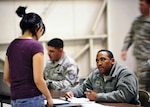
xmin=138 ymin=15 xmax=150 ymax=22
xmin=51 ymin=53 xmax=66 ymax=67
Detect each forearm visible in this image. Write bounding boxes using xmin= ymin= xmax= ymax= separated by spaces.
xmin=96 ymin=90 xmax=132 ymax=103
xmin=72 ymin=86 xmax=85 ymax=98
xmin=50 ymin=80 xmax=71 ymax=90
xmin=122 ymin=33 xmax=133 ymax=51
xmin=3 ymin=78 xmax=11 ymax=87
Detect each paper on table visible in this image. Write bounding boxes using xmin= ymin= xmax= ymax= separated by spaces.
xmin=44 ymin=99 xmax=69 ymax=105
xmin=45 ymin=98 xmax=113 ymax=107
xmin=67 ymin=97 xmax=90 ymax=103
xmin=67 ymin=97 xmax=113 ymax=107
xmin=81 ymin=102 xmax=114 ymax=107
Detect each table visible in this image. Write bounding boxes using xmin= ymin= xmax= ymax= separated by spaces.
xmin=0 ymin=90 xmax=142 ymax=107
xmin=49 ymin=90 xmax=142 ymax=107
xmin=101 ymin=103 xmax=142 ymax=107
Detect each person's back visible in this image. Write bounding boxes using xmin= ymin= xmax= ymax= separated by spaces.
xmin=7 ymin=39 xmax=42 ymax=99
xmin=3 ymin=6 xmax=53 ymax=107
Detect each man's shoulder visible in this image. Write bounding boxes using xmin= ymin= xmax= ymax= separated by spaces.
xmin=134 ymin=15 xmax=150 ymax=22
xmin=91 ymin=68 xmax=100 ymax=75
xmin=47 ymin=60 xmax=53 ymax=64
xmin=115 ymin=62 xmax=135 ymax=76
xmin=63 ymin=54 xmax=77 ymax=64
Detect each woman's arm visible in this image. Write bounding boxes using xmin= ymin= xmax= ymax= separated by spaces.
xmin=33 ymin=52 xmax=53 ymax=106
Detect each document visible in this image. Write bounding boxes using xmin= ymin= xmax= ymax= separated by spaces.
xmin=67 ymin=97 xmax=90 ymax=103
xmin=81 ymin=102 xmax=113 ymax=107
xmin=53 ymin=99 xmax=69 ymax=105
xmin=61 ymin=97 xmax=113 ymax=107
xmin=45 ymin=97 xmax=113 ymax=107
xmin=44 ymin=99 xmax=69 ymax=105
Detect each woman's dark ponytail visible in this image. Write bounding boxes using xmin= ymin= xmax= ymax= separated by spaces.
xmin=16 ymin=6 xmax=27 ymax=17
xmin=16 ymin=6 xmax=45 ymax=36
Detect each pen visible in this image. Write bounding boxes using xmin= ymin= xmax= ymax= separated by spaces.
xmin=60 ymin=97 xmax=67 ymax=101
xmin=65 ymin=97 xmax=69 ymax=101
xmin=59 ymin=97 xmax=69 ymax=101
xmin=86 ymin=88 xmax=92 ymax=93
xmin=86 ymin=88 xmax=91 ymax=91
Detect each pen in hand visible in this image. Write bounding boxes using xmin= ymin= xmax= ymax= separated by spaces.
xmin=85 ymin=88 xmax=97 ymax=101
xmin=85 ymin=88 xmax=92 ymax=94
xmin=59 ymin=97 xmax=68 ymax=101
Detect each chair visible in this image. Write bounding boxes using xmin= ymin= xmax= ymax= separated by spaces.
xmin=139 ymin=89 xmax=150 ymax=107
xmin=0 ymin=71 xmax=10 ymax=107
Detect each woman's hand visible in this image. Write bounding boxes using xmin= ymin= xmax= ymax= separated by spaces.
xmin=47 ymin=98 xmax=53 ymax=107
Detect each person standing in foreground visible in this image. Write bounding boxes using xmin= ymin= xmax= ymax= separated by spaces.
xmin=3 ymin=6 xmax=53 ymax=107
xmin=44 ymin=38 xmax=79 ymax=91
xmin=65 ymin=49 xmax=140 ymax=105
xmin=121 ymin=0 xmax=150 ymax=91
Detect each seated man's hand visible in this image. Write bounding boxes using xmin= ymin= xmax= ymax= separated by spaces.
xmin=85 ymin=89 xmax=97 ymax=101
xmin=65 ymin=91 xmax=74 ymax=99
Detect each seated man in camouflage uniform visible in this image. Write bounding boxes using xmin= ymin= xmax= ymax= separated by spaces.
xmin=44 ymin=38 xmax=79 ymax=91
xmin=65 ymin=49 xmax=140 ymax=105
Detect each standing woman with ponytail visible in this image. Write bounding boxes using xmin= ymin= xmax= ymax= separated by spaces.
xmin=3 ymin=6 xmax=53 ymax=107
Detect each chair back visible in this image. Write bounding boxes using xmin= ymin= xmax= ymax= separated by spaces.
xmin=139 ymin=89 xmax=150 ymax=107
xmin=79 ymin=78 xmax=86 ymax=85
xmin=0 ymin=71 xmax=10 ymax=96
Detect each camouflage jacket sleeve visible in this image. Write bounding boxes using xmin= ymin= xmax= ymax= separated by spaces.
xmin=122 ymin=21 xmax=135 ymax=51
xmin=44 ymin=61 xmax=79 ymax=91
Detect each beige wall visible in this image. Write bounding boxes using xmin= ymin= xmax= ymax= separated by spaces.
xmin=107 ymin=0 xmax=139 ymax=72
xmin=0 ymin=0 xmax=139 ymax=77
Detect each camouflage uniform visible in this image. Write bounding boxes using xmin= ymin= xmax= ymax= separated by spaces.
xmin=70 ymin=62 xmax=140 ymax=105
xmin=44 ymin=53 xmax=79 ymax=91
xmin=122 ymin=15 xmax=150 ymax=91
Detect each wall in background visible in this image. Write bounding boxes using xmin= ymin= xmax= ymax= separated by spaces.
xmin=0 ymin=0 xmax=139 ymax=77
xmin=107 ymin=0 xmax=139 ymax=72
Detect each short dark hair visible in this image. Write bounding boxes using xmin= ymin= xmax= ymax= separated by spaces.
xmin=16 ymin=6 xmax=45 ymax=35
xmin=146 ymin=0 xmax=150 ymax=4
xmin=47 ymin=38 xmax=64 ymax=49
xmin=97 ymin=49 xmax=114 ymax=58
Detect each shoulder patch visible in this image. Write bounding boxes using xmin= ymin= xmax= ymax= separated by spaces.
xmin=69 ymin=74 xmax=75 ymax=80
